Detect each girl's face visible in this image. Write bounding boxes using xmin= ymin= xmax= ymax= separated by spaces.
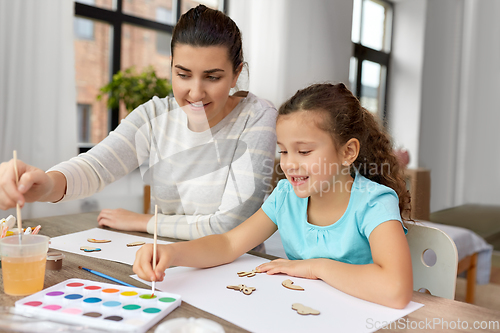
xmin=171 ymin=44 xmax=240 ymax=131
xmin=276 ymin=111 xmax=347 ymax=199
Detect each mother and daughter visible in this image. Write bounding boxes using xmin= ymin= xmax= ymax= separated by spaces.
xmin=0 ymin=5 xmax=413 ymax=308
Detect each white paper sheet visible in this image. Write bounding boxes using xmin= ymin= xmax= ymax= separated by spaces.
xmin=49 ymin=228 xmax=171 ymax=265
xmin=131 ymin=254 xmax=423 ymax=333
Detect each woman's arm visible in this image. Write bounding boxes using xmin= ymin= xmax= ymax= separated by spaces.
xmin=133 ymin=208 xmax=278 ymax=282
xmin=257 ymin=220 xmax=413 ymax=309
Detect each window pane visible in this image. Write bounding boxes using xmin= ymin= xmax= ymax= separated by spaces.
xmin=123 ymin=0 xmax=175 ymax=24
xmin=74 ymin=17 xmax=94 ymax=40
xmin=76 ymin=0 xmax=114 ymax=11
xmin=77 ymin=104 xmax=92 ymax=143
xmin=75 ymin=20 xmax=112 ymax=145
xmin=351 ymin=0 xmax=362 ymax=43
xmin=349 ymin=57 xmax=358 ymax=96
xmin=181 ymin=0 xmax=221 ymax=15
xmin=360 ymin=0 xmax=386 ymax=51
xmin=121 ymin=24 xmax=172 ymax=119
xmin=156 ymin=7 xmax=176 ymax=25
xmin=360 ymin=60 xmax=385 ymax=117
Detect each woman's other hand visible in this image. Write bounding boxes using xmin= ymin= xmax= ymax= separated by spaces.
xmin=98 ymin=208 xmax=150 ymax=232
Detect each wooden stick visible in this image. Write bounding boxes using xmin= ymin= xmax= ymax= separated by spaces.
xmin=152 ymin=204 xmax=158 ymax=296
xmin=13 ymin=151 xmax=22 ymax=243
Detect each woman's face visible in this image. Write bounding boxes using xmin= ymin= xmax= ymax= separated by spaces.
xmin=171 ymin=44 xmax=240 ymax=131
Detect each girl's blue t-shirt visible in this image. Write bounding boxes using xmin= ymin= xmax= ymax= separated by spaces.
xmin=262 ymin=174 xmax=405 ymax=265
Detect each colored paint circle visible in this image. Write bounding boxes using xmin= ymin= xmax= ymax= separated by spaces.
xmin=122 ymin=304 xmax=141 ymax=310
xmin=143 ymin=307 xmax=161 ymax=314
xmin=66 ymin=282 xmax=84 ymax=287
xmin=120 ymin=291 xmax=138 ymax=296
xmin=102 ymin=301 xmax=121 ymax=307
xmin=84 ymin=285 xmax=101 ymax=290
xmin=159 ymin=297 xmax=176 ymax=303
xmin=83 ymin=312 xmax=102 ymax=318
xmin=43 ymin=305 xmax=62 ymax=311
xmin=139 ymin=294 xmax=157 ymax=299
xmin=83 ymin=297 xmax=102 ymax=303
xmin=104 ymin=315 xmax=123 ymax=321
xmin=102 ymin=288 xmax=120 ymax=293
xmin=65 ymin=294 xmax=83 ymax=300
xmin=62 ymin=308 xmax=83 ymax=315
xmin=46 ymin=291 xmax=64 ymax=296
xmin=24 ymin=301 xmax=43 ymax=307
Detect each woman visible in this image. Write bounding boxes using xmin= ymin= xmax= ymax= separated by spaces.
xmin=0 ymin=5 xmax=277 ymax=240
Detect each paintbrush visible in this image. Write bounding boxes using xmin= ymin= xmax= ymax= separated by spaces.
xmin=13 ymin=151 xmax=22 ymax=243
xmin=152 ymin=204 xmax=158 ymax=296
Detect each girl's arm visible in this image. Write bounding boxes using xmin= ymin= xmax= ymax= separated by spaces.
xmin=133 ymin=208 xmax=278 ymax=283
xmin=257 ymin=220 xmax=413 ymax=309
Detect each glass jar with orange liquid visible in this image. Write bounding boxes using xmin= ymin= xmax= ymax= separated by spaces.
xmin=0 ymin=234 xmax=49 ymax=296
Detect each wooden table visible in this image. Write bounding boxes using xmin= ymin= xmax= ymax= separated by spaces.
xmin=1 ymin=212 xmax=499 ymax=332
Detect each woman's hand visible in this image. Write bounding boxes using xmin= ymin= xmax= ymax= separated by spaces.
xmin=256 ymin=258 xmax=319 ymax=280
xmin=97 ymin=208 xmax=151 ymax=232
xmin=0 ymin=159 xmax=57 ymax=210
xmin=133 ymin=243 xmax=174 ymax=283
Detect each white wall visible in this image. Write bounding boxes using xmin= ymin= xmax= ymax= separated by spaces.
xmin=390 ymin=0 xmax=500 ymax=212
xmin=230 ymin=0 xmax=352 ymax=109
xmin=386 ymin=0 xmax=427 ymax=170
xmin=454 ymin=0 xmax=500 ymax=206
xmin=418 ymin=0 xmax=465 ymax=212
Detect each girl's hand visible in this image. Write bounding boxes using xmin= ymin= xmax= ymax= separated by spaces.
xmin=133 ymin=243 xmax=174 ymax=283
xmin=256 ymin=258 xmax=319 ymax=280
xmin=0 ymin=159 xmax=53 ymax=210
xmin=98 ymin=208 xmax=151 ymax=232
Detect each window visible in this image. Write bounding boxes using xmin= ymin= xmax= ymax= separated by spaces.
xmin=74 ymin=0 xmax=226 ymax=153
xmin=350 ymin=0 xmax=393 ymax=123
xmin=74 ymin=17 xmax=94 ymax=40
xmin=156 ymin=7 xmax=175 ymax=25
xmin=77 ymin=104 xmax=92 ymax=144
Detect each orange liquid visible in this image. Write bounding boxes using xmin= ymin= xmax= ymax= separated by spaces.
xmin=2 ymin=254 xmax=46 ymax=296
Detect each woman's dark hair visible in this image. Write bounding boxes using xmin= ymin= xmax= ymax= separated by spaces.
xmin=278 ymin=83 xmax=412 ymax=223
xmin=171 ymin=5 xmax=244 ymax=74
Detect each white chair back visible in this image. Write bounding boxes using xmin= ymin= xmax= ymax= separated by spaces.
xmin=406 ymin=224 xmax=458 ymax=299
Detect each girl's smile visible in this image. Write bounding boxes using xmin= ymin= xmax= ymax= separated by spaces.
xmin=288 ymin=175 xmax=310 ymax=187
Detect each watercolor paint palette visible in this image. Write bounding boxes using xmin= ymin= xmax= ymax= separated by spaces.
xmin=15 ymin=278 xmax=181 ymax=333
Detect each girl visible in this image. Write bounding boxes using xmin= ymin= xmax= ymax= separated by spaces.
xmin=0 ymin=5 xmax=277 ymax=241
xmin=134 ymin=83 xmax=413 ymax=309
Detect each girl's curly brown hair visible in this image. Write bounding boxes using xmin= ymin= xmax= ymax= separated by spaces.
xmin=278 ymin=83 xmax=412 ymax=223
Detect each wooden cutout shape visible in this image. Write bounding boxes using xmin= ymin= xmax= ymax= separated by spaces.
xmin=80 ymin=246 xmax=101 ymax=252
xmin=241 ymin=286 xmax=256 ymax=295
xmin=292 ymin=303 xmax=320 ymax=315
xmin=237 ymin=269 xmax=258 ymax=277
xmin=87 ymin=238 xmax=111 ymax=243
xmin=282 ymin=279 xmax=304 ymax=291
xmin=127 ymin=241 xmax=146 ymax=247
xmin=226 ymin=284 xmax=256 ymax=295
